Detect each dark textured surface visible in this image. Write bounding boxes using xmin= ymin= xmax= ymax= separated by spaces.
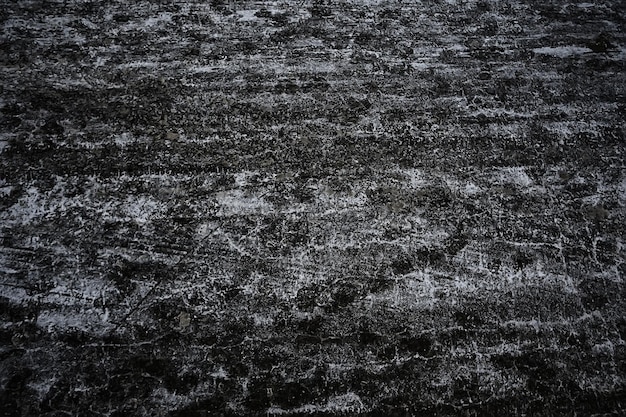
xmin=1 ymin=1 xmax=625 ymax=415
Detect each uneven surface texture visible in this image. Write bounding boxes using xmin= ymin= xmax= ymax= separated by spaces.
xmin=1 ymin=0 xmax=625 ymax=416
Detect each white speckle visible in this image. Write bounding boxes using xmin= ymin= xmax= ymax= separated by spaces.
xmin=267 ymin=391 xmax=368 ymax=415
xmin=618 ymin=177 xmax=626 ymax=205
xmin=532 ymin=46 xmax=591 ymax=58
xmin=215 ymin=189 xmax=272 ymax=215
xmin=237 ymin=10 xmax=260 ymax=22
xmin=493 ymin=167 xmax=533 ymax=187
xmin=410 ymin=61 xmax=431 ymax=70
xmin=117 ymin=61 xmax=159 ymax=69
xmin=114 ymin=132 xmax=136 ymax=147
xmin=143 ymin=12 xmax=172 ymax=27
xmin=464 ymin=182 xmax=481 ymax=196
xmin=196 ymin=222 xmax=214 ymax=240
xmin=0 ymin=186 xmax=13 ymax=196
xmin=36 ymin=311 xmax=94 ymax=333
xmin=251 ymin=313 xmax=274 ymax=326
xmin=318 ymin=190 xmax=368 ymax=213
xmin=325 ymin=392 xmax=366 ymax=412
xmin=592 ymin=340 xmax=615 ymax=357
xmin=233 ymin=171 xmax=257 ymax=187
xmin=210 ymin=367 xmax=229 ymax=379
xmin=80 ymin=18 xmax=98 ymax=30
xmin=122 ymin=196 xmax=163 ymax=225
xmin=401 ymin=168 xmax=427 ymax=188
xmin=190 ymin=66 xmax=217 ymax=74
xmin=6 ymin=187 xmax=46 ymax=225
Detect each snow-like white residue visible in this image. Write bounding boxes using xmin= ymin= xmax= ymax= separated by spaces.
xmin=443 ymin=177 xmax=482 ymax=197
xmin=463 ymin=182 xmax=482 ymax=196
xmin=269 ymin=60 xmax=337 ymax=75
xmin=0 ymin=140 xmax=8 ymax=152
xmin=592 ymin=340 xmax=615 ymax=357
xmin=122 ymin=195 xmax=164 ymax=225
xmin=399 ymin=168 xmax=427 ymax=188
xmin=318 ymin=191 xmax=368 ymax=213
xmin=0 ymin=185 xmax=13 ymax=196
xmin=233 ymin=170 xmax=259 ymax=187
xmin=618 ymin=176 xmax=626 ymax=205
xmin=190 ymin=65 xmax=217 ymax=73
xmin=215 ymin=189 xmax=272 ymax=215
xmin=324 ymin=392 xmax=366 ymax=412
xmin=533 ymin=46 xmax=591 ymax=58
xmin=5 ymin=187 xmax=48 ymax=225
xmin=36 ymin=307 xmax=112 ymax=334
xmin=237 ymin=10 xmax=260 ymax=22
xmin=118 ymin=12 xmax=172 ymax=31
xmin=145 ymin=12 xmax=172 ymax=27
xmin=117 ymin=61 xmax=159 ymax=69
xmin=80 ymin=18 xmax=98 ymax=30
xmin=492 ymin=167 xmax=533 ymax=187
xmin=114 ymin=132 xmax=138 ymax=147
xmin=267 ymin=392 xmax=367 ymax=415
xmin=43 ymin=276 xmax=113 ymax=306
xmin=293 ymin=37 xmax=325 ymax=48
